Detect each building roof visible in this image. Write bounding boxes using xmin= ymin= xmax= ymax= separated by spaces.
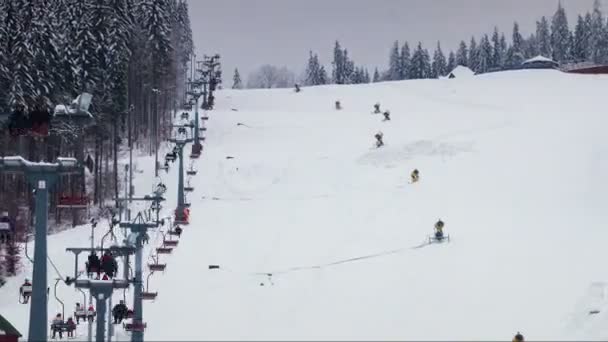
xmin=0 ymin=315 xmax=22 ymax=337
xmin=523 ymin=55 xmax=557 ymax=64
xmin=448 ymin=65 xmax=475 ymax=78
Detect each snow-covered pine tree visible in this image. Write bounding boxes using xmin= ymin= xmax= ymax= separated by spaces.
xmin=400 ymin=42 xmax=411 ymax=80
xmin=551 ymin=2 xmax=572 ymax=62
xmin=72 ymin=0 xmax=100 ymax=94
xmin=342 ymin=49 xmax=355 ymax=84
xmin=499 ymin=33 xmax=508 ymax=68
xmin=478 ymin=34 xmax=493 ymax=73
xmin=456 ymin=40 xmax=468 ymax=67
xmin=505 ymin=22 xmax=525 ymax=68
xmin=388 ymin=40 xmax=401 ymax=80
xmin=372 ymin=67 xmax=380 ymax=82
xmin=410 ymin=42 xmax=431 ymax=79
xmin=447 ymin=51 xmax=456 ymax=73
xmin=490 ymin=27 xmax=501 ymax=69
xmin=363 ymin=68 xmax=370 ymax=83
xmin=589 ymin=0 xmax=606 ymax=63
xmin=318 ymin=65 xmax=328 ymax=85
xmin=573 ymin=14 xmax=590 ymax=61
xmin=332 ymin=40 xmax=345 ymax=84
xmin=468 ymin=36 xmax=479 ymax=72
xmin=4 ymin=239 xmax=20 ymax=276
xmin=431 ymin=42 xmax=447 ymax=78
xmin=524 ymin=34 xmax=539 ymax=58
xmin=232 ymin=68 xmax=243 ymax=89
xmin=536 ymin=16 xmax=552 ymax=57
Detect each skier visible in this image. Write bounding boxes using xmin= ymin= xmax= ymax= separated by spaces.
xmin=86 ymin=252 xmax=101 ymax=279
xmin=383 ymin=110 xmax=391 ymax=121
xmin=373 ymin=103 xmax=381 ymax=114
xmin=374 ymin=131 xmax=384 ymax=148
xmin=513 ymin=332 xmax=524 ymax=342
xmin=434 ymin=219 xmax=445 ymax=240
xmin=112 ymin=300 xmax=129 ymax=324
xmin=335 ymin=100 xmax=342 ymax=110
xmin=294 ymin=83 xmax=301 ymax=93
xmin=20 ymin=279 xmax=32 ymax=304
xmin=411 ymin=169 xmax=419 ymax=183
xmin=51 ymin=313 xmax=64 ymax=339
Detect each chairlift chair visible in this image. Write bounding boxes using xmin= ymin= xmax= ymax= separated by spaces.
xmin=57 ymin=195 xmax=89 ymax=209
xmin=156 ymin=247 xmax=173 ymax=254
xmin=141 ymin=272 xmax=158 ymax=300
xmin=124 ymin=321 xmax=147 ymax=332
xmin=148 ymin=263 xmax=166 ymax=272
xmin=180 ymin=112 xmax=189 ymax=120
xmin=186 ymin=169 xmax=197 ymax=176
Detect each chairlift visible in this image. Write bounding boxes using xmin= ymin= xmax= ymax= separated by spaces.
xmin=165 ymin=152 xmax=176 ymax=163
xmin=162 ymin=231 xmax=179 ymax=247
xmin=168 ymin=226 xmax=183 ymax=237
xmin=141 ymin=273 xmax=158 ymax=300
xmin=184 ymin=183 xmax=194 ymax=193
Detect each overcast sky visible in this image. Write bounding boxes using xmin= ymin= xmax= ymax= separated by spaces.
xmin=187 ymin=0 xmax=600 ymax=82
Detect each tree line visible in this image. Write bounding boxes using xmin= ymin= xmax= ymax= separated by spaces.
xmin=237 ymin=0 xmax=608 ymax=89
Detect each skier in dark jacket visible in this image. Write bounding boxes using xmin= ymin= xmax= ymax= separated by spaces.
xmin=112 ymin=300 xmax=129 ymax=324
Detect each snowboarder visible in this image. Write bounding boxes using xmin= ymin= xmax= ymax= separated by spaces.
xmin=20 ymin=279 xmax=32 ymax=304
xmin=513 ymin=332 xmax=524 ymax=342
xmin=86 ymin=252 xmax=101 ymax=279
xmin=294 ymin=83 xmax=301 ymax=93
xmin=411 ymin=169 xmax=419 ymax=183
xmin=434 ymin=219 xmax=445 ymax=240
xmin=51 ymin=313 xmax=64 ymax=339
xmin=375 ymin=131 xmax=384 ymax=148
xmin=335 ymin=100 xmax=342 ymax=110
xmin=112 ymin=300 xmax=129 ymax=324
xmin=373 ymin=103 xmax=381 ymax=114
xmin=383 ymin=110 xmax=391 ymax=121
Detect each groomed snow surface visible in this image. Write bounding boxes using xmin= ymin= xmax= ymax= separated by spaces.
xmin=2 ymin=69 xmax=608 ymax=341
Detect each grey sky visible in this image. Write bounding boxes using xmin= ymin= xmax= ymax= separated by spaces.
xmin=187 ymin=0 xmax=600 ymax=82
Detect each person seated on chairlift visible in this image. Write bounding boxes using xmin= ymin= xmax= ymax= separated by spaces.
xmin=51 ymin=313 xmax=64 ymax=339
xmin=101 ymin=250 xmax=118 ymax=278
xmin=434 ymin=219 xmax=445 ymax=239
xmin=87 ymin=252 xmax=101 ymax=279
xmin=112 ymin=300 xmax=129 ymax=324
xmin=65 ymin=317 xmax=76 ymax=337
xmin=174 ymin=226 xmax=183 ymax=237
xmin=20 ymin=278 xmax=32 ymax=303
xmin=74 ymin=303 xmax=84 ymax=323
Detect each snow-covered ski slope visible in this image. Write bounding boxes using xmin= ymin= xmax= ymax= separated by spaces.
xmin=3 ymin=69 xmax=608 ymax=341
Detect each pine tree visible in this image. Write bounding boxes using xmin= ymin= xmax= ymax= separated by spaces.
xmin=456 ymin=40 xmax=468 ymax=67
xmin=410 ymin=42 xmax=431 ymax=79
xmin=431 ymin=42 xmax=447 ymax=78
xmin=505 ymin=22 xmax=525 ymax=68
xmin=342 ymin=49 xmax=355 ymax=84
xmin=332 ymin=40 xmax=345 ymax=84
xmin=305 ymin=51 xmax=319 ymax=86
xmin=232 ymin=68 xmax=242 ymax=89
xmin=478 ymin=34 xmax=493 ymax=73
xmin=468 ymin=37 xmax=479 ymax=72
xmin=447 ymin=51 xmax=456 ymax=73
xmin=524 ymin=34 xmax=539 ymax=58
xmin=72 ymin=0 xmax=100 ymax=93
xmin=491 ymin=27 xmax=502 ymax=69
xmin=499 ymin=33 xmax=508 ymax=67
xmin=4 ymin=239 xmax=20 ymax=276
xmin=400 ymin=42 xmax=411 ymax=79
xmin=573 ymin=14 xmax=590 ymax=61
xmin=388 ymin=40 xmax=401 ymax=80
xmin=536 ymin=16 xmax=552 ymax=57
xmin=363 ymin=68 xmax=370 ymax=83
xmin=589 ymin=0 xmax=606 ymax=63
xmin=551 ymin=2 xmax=572 ymax=62
xmin=318 ymin=65 xmax=328 ymax=85
xmin=372 ymin=67 xmax=380 ymax=82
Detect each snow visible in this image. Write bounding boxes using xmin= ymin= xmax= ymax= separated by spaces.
xmin=447 ymin=65 xmax=475 ymax=78
xmin=2 ymin=69 xmax=608 ymax=341
xmin=523 ymin=55 xmax=557 ymax=64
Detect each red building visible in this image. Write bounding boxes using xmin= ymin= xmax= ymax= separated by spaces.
xmin=0 ymin=315 xmax=21 ymax=342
